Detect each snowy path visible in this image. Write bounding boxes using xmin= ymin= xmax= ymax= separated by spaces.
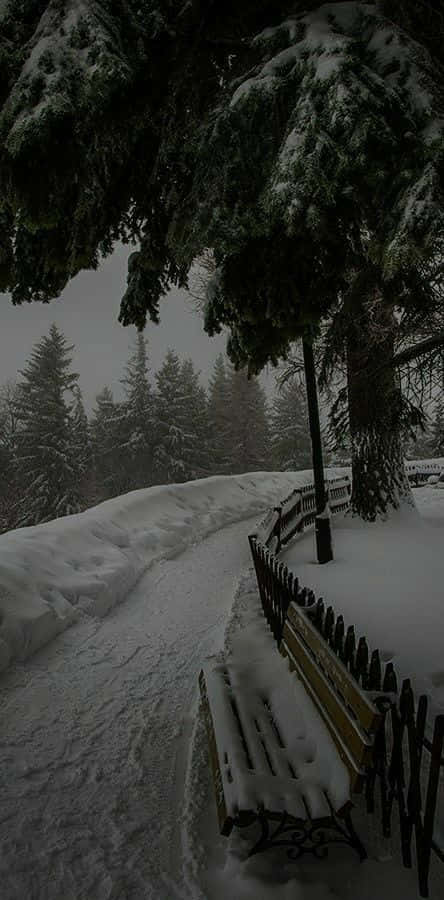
xmin=0 ymin=515 xmax=259 ymax=900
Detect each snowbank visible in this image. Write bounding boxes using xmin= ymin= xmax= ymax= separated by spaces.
xmin=281 ymin=489 xmax=444 ymax=715
xmin=0 ymin=471 xmax=321 ymax=675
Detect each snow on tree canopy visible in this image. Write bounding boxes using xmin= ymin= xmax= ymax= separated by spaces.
xmin=0 ymin=0 xmax=134 ymax=159
xmin=0 ymin=1 xmax=443 ymax=366
xmin=201 ymin=2 xmax=444 ymax=279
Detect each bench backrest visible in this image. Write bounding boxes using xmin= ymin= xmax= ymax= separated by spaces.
xmin=280 ymin=601 xmax=383 ymax=792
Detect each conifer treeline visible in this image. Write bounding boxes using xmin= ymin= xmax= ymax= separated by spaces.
xmin=0 ymin=325 xmax=312 ymax=533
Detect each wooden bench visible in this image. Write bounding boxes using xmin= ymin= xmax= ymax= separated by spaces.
xmin=199 ymin=599 xmax=387 ymax=862
xmin=280 ymin=602 xmax=385 ymax=792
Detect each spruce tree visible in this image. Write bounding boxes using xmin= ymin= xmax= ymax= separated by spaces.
xmin=0 ymin=400 xmax=10 ymax=531
xmin=90 ymin=387 xmax=127 ymax=501
xmin=225 ymin=368 xmax=270 ymax=474
xmin=270 ymin=377 xmax=311 ymax=472
xmin=2 ymin=3 xmax=444 ymax=521
xmin=153 ymin=350 xmax=187 ymax=484
xmin=207 ymin=354 xmax=232 ymax=475
xmin=179 ymin=358 xmax=210 ymax=480
xmin=430 ymin=401 xmax=444 ymax=457
xmin=152 ymin=351 xmax=209 ymax=484
xmin=70 ymin=385 xmax=91 ymax=507
xmin=0 ymin=381 xmax=19 ymax=533
xmin=3 ymin=3 xmax=442 ymax=345
xmin=13 ymin=324 xmax=80 ymax=527
xmin=120 ymin=332 xmax=154 ymax=490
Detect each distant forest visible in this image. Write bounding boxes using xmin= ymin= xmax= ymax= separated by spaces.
xmin=2 ymin=325 xmax=443 ymax=535
xmin=0 ymin=325 xmax=313 ymax=533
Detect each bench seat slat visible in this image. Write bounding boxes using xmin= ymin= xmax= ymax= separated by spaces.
xmin=229 ymin=681 xmax=299 ymax=781
xmin=282 ymin=620 xmax=373 ymax=769
xmin=286 ymin=603 xmax=381 ymax=734
xmin=233 ymin=691 xmax=278 ymax=777
xmin=280 ymin=642 xmax=365 ymax=793
xmin=200 ymin=660 xmax=351 ymax=831
xmin=199 ymin=669 xmax=234 ymax=835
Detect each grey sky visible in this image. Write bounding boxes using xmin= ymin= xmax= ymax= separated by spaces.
xmin=0 ymin=244 xmax=240 ymax=410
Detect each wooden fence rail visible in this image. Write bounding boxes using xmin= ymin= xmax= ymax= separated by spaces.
xmin=406 ymin=461 xmax=444 ymax=486
xmin=254 ymin=475 xmax=351 ymax=553
xmin=249 ymin=518 xmax=444 ymax=898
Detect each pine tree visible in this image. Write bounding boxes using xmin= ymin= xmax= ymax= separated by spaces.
xmin=270 ymin=377 xmax=311 ymax=471
xmin=153 ymin=350 xmax=188 ymax=484
xmin=70 ymin=385 xmax=91 ymax=507
xmin=430 ymin=401 xmax=444 ymax=457
xmin=179 ymin=358 xmax=210 ymax=480
xmin=207 ymin=354 xmax=232 ymax=474
xmin=3 ymin=3 xmax=442 ymax=338
xmin=225 ymin=368 xmax=270 ymax=474
xmin=13 ymin=324 xmax=80 ymax=527
xmin=0 ymin=381 xmax=19 ymax=533
xmin=120 ymin=332 xmax=154 ymax=490
xmin=90 ymin=387 xmax=127 ymax=501
xmin=2 ymin=3 xmax=444 ymax=521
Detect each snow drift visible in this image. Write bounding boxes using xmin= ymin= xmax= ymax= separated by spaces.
xmin=0 ymin=471 xmax=321 ymax=675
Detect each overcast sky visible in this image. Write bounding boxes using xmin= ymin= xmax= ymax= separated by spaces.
xmin=0 ymin=244 xmax=267 ymax=411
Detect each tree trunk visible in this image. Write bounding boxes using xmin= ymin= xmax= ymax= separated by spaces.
xmin=346 ymin=296 xmax=414 ymax=520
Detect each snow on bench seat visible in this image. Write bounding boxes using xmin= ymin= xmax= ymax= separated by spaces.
xmin=200 ymin=619 xmax=351 ymax=836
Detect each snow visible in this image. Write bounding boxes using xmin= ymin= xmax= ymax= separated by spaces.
xmin=230 ymin=75 xmax=276 ymax=107
xmin=184 ymin=569 xmax=444 ymax=900
xmin=2 ymin=0 xmax=130 ymax=156
xmin=281 ymin=488 xmax=444 ymax=716
xmin=230 ymin=9 xmax=350 ymax=107
xmin=388 ymin=163 xmax=440 ymax=250
xmin=0 ymin=507 xmax=267 ymax=899
xmin=0 ymin=471 xmax=318 ymax=675
xmin=202 ymin=620 xmax=349 ymax=822
xmin=183 ymin=572 xmax=341 ymax=900
xmin=1 ymin=470 xmax=443 ymax=898
xmin=226 ymin=0 xmax=444 ymax=258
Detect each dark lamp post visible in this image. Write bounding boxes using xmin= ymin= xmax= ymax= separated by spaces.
xmin=302 ymin=338 xmax=333 ymax=564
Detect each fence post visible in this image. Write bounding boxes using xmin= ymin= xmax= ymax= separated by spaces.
xmin=274 ymin=506 xmax=282 ymax=554
xmin=418 ymin=715 xmax=444 ymax=897
xmin=248 ymin=535 xmax=266 ymax=620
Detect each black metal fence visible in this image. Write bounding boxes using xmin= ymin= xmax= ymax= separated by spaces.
xmin=386 ymin=684 xmax=444 ymax=897
xmin=248 ymin=535 xmax=397 ymax=687
xmin=248 ymin=529 xmax=444 ymax=898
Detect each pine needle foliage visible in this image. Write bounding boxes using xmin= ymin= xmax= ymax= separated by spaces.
xmin=270 ymin=376 xmax=312 ymax=471
xmin=120 ymin=332 xmax=154 ymax=489
xmin=12 ymin=324 xmax=80 ymax=526
xmin=0 ymin=2 xmax=442 ymax=376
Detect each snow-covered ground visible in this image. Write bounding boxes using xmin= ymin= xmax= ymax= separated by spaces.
xmin=0 ymin=511 xmax=266 ymax=900
xmin=0 ymin=470 xmax=326 ymax=899
xmin=281 ymin=487 xmax=444 ymax=715
xmin=185 ymin=566 xmax=444 ymax=900
xmin=0 ymin=471 xmax=314 ymax=676
xmin=1 ymin=474 xmax=443 ymax=899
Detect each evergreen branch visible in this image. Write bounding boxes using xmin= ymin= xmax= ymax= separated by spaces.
xmin=392 ymin=332 xmax=444 ymax=368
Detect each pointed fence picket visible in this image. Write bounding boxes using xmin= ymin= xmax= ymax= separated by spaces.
xmin=249 ymin=497 xmax=444 ymax=898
